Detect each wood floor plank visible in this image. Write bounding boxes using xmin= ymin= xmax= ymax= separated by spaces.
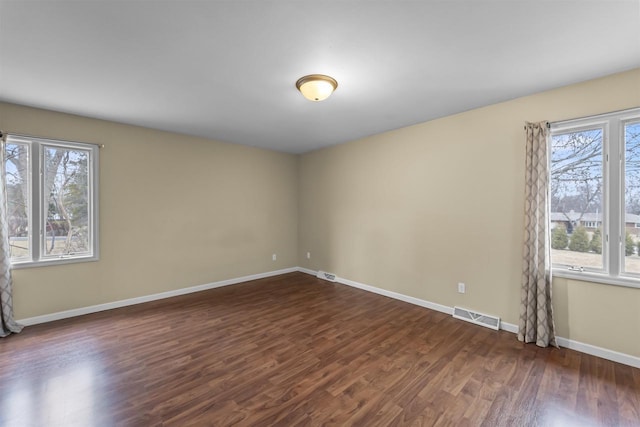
xmin=0 ymin=272 xmax=638 ymax=426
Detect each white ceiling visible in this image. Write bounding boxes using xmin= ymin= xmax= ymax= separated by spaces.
xmin=1 ymin=1 xmax=639 ymax=154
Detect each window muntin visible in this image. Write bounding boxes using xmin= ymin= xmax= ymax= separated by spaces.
xmin=550 ymin=107 xmax=640 ymax=288
xmin=4 ymin=135 xmax=98 ymax=266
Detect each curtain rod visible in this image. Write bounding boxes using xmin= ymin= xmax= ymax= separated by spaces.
xmin=523 ymin=121 xmax=551 ymax=130
xmin=0 ymin=130 xmax=105 ymax=148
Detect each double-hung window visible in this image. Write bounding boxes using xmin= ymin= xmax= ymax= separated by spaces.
xmin=550 ymin=107 xmax=640 ymax=287
xmin=3 ymin=134 xmax=99 ymax=267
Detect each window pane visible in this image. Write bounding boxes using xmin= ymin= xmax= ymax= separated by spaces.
xmin=624 ymin=121 xmax=640 ymax=274
xmin=43 ymin=146 xmax=91 ymax=257
xmin=550 ymin=128 xmax=604 ymax=270
xmin=5 ymin=142 xmax=30 ymax=261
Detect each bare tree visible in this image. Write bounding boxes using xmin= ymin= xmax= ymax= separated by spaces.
xmin=550 ymin=129 xmax=603 ymax=224
xmin=551 ymin=122 xmax=640 ymax=225
xmin=44 ymin=147 xmax=88 ymax=255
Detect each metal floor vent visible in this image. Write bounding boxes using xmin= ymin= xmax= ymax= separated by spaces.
xmin=453 ymin=306 xmax=500 ymax=330
xmin=316 ymin=271 xmax=337 ymax=282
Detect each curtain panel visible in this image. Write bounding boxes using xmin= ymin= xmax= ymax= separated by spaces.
xmin=519 ymin=121 xmax=557 ymax=348
xmin=0 ymin=134 xmax=22 ymax=337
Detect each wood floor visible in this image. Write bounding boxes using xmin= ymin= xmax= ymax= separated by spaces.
xmin=1 ymin=272 xmax=638 ymax=426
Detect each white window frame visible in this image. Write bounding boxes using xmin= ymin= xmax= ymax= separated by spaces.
xmin=550 ymin=107 xmax=640 ymax=289
xmin=5 ymin=134 xmax=100 ymax=268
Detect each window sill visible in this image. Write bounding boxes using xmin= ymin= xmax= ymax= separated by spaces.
xmin=11 ymin=256 xmax=99 ymax=270
xmin=553 ymin=268 xmax=640 ymax=289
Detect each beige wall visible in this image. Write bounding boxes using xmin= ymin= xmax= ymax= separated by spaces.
xmin=298 ymin=68 xmax=640 ymax=357
xmin=0 ymin=102 xmax=299 ymax=319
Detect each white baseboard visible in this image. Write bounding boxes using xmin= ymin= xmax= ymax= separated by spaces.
xmin=555 ymin=337 xmax=640 ymax=369
xmin=17 ymin=267 xmax=298 ymax=326
xmin=338 ymin=276 xmax=453 ymax=316
xmin=297 ymin=267 xmax=640 ymax=369
xmin=500 ymin=321 xmax=519 ymax=334
xmin=297 ymin=267 xmax=317 ymax=276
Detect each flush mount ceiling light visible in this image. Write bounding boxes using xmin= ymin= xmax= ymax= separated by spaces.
xmin=296 ymin=74 xmax=338 ymax=101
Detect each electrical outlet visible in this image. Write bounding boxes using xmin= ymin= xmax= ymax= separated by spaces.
xmin=272 ymin=253 xmax=277 ymax=261
xmin=457 ymin=282 xmax=466 ymax=294
xmin=306 ymin=252 xmax=311 ymax=259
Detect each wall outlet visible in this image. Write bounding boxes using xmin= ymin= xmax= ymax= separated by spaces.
xmin=272 ymin=253 xmax=277 ymax=261
xmin=457 ymin=282 xmax=466 ymax=294
xmin=306 ymin=252 xmax=311 ymax=259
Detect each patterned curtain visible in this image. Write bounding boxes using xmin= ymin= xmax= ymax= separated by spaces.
xmin=519 ymin=121 xmax=556 ymax=348
xmin=0 ymin=133 xmax=22 ymax=337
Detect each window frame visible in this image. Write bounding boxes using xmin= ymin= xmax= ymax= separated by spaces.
xmin=550 ymin=107 xmax=640 ymax=289
xmin=5 ymin=134 xmax=100 ymax=268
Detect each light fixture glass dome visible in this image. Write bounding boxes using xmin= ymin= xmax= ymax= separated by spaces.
xmin=296 ymin=74 xmax=338 ymax=101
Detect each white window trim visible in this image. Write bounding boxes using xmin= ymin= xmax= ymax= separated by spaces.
xmin=550 ymin=107 xmax=640 ymax=289
xmin=6 ymin=134 xmax=100 ymax=268
xmin=553 ymin=269 xmax=640 ymax=289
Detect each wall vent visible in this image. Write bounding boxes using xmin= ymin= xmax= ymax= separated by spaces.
xmin=316 ymin=271 xmax=337 ymax=282
xmin=453 ymin=306 xmax=500 ymax=330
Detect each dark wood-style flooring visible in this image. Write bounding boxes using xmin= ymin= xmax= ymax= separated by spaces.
xmin=1 ymin=272 xmax=638 ymax=426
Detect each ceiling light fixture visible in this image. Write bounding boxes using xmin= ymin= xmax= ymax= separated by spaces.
xmin=296 ymin=74 xmax=338 ymax=101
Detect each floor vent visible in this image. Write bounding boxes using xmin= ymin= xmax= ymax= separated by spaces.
xmin=453 ymin=306 xmax=500 ymax=330
xmin=316 ymin=271 xmax=337 ymax=282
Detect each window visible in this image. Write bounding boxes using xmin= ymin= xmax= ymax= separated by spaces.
xmin=550 ymin=107 xmax=640 ymax=287
xmin=4 ymin=135 xmax=99 ymax=267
